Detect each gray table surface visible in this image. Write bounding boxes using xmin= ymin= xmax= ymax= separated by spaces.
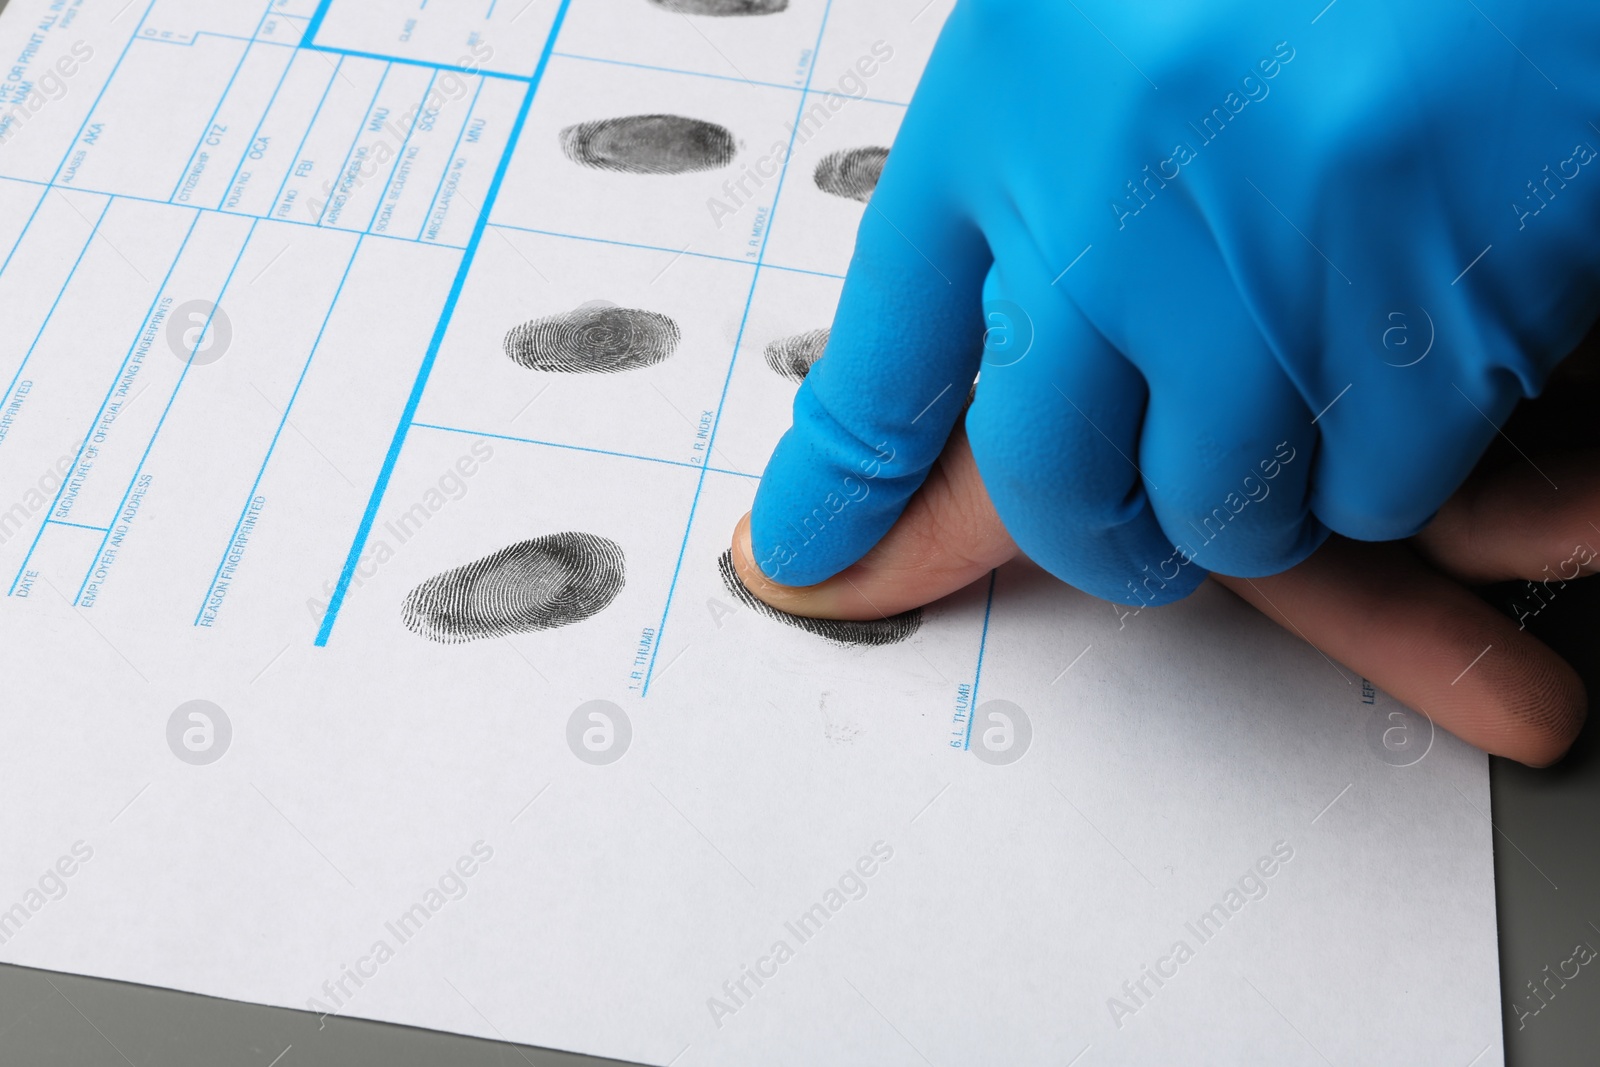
xmin=3 ymin=580 xmax=1596 ymax=1065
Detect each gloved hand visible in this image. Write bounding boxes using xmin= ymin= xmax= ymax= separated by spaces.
xmin=749 ymin=0 xmax=1600 ymax=606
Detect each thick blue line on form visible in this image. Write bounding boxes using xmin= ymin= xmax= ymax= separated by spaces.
xmin=314 ymin=0 xmax=575 ymax=647
xmin=302 ymin=0 xmax=335 ymax=45
xmin=640 ymin=0 xmax=837 ymax=697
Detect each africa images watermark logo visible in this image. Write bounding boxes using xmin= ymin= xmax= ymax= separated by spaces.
xmin=705 ymin=841 xmax=894 ymax=1029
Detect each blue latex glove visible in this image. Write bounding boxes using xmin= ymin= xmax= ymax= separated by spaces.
xmin=750 ymin=0 xmax=1600 ymax=606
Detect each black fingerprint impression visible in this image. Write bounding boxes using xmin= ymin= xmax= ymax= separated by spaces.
xmin=764 ymin=327 xmax=829 ymax=382
xmin=404 ymin=532 xmax=626 ymax=643
xmin=717 ymin=548 xmax=920 ymax=646
xmin=560 ymin=115 xmax=738 ymax=175
xmin=648 ymin=0 xmax=788 ymax=13
xmin=505 ymin=303 xmax=680 ymax=373
xmin=813 ymin=147 xmax=888 ymax=202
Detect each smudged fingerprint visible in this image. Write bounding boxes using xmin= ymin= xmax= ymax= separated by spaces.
xmin=813 ymin=146 xmax=889 ymax=202
xmin=505 ymin=301 xmax=681 ymax=373
xmin=560 ymin=115 xmax=738 ymax=175
xmin=648 ymin=0 xmax=787 ymax=13
xmin=717 ymin=548 xmax=920 ymax=646
xmin=764 ymin=327 xmax=829 ymax=382
xmin=404 ymin=532 xmax=626 ymax=643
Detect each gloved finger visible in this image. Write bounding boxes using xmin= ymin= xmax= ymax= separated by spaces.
xmin=1214 ymin=538 xmax=1585 ymax=768
xmin=748 ymin=111 xmax=991 ymax=587
xmin=965 ymin=265 xmax=1204 ymax=607
xmin=1413 ymin=449 xmax=1600 ymax=587
xmin=729 ymin=420 xmax=1015 ymax=620
xmin=1135 ymin=303 xmax=1327 ymax=578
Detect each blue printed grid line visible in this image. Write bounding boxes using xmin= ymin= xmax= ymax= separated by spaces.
xmin=550 ymin=52 xmax=910 ymax=108
xmin=489 ymin=223 xmax=845 ymax=280
xmin=49 ymin=0 xmax=158 ymax=186
xmin=0 ymin=175 xmax=465 ymax=250
xmin=315 ymin=63 xmax=394 ymax=226
xmin=8 ymin=208 xmax=205 ymax=596
xmin=140 ymin=32 xmax=293 ymax=49
xmin=412 ymin=422 xmax=759 ymax=480
xmin=195 ymin=232 xmax=365 ymax=626
xmin=217 ymin=47 xmax=308 ymax=211
xmin=74 ymin=217 xmax=262 ymax=605
xmin=0 ymin=194 xmax=112 ymax=444
xmin=639 ymin=0 xmax=837 ymax=697
xmin=304 ymin=45 xmax=530 ymax=83
xmin=364 ymin=70 xmax=438 ymax=233
xmin=0 ymin=184 xmax=49 ymax=282
xmin=314 ymin=0 xmax=576 ymax=647
xmin=268 ymin=54 xmax=345 ymax=222
xmin=963 ymin=570 xmax=998 ymax=749
xmin=167 ymin=1 xmax=281 ymax=203
xmin=415 ymin=76 xmax=487 ymax=242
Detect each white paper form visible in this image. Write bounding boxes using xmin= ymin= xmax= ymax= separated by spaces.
xmin=0 ymin=1 xmax=1505 ymax=1064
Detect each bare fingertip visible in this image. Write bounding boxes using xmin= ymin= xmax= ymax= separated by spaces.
xmin=718 ymin=545 xmax=920 ymax=645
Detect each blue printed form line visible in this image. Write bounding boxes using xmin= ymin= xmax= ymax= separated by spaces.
xmin=412 ymin=422 xmax=758 ymax=479
xmin=416 ymin=76 xmax=485 ymax=243
xmin=217 ymin=47 xmax=306 ymax=212
xmin=304 ymin=45 xmax=530 ymax=82
xmin=963 ymin=570 xmax=999 ymax=750
xmin=314 ymin=0 xmax=576 ymax=647
xmin=8 ymin=208 xmax=205 ymax=597
xmin=167 ymin=2 xmax=281 ymax=204
xmin=0 ymin=176 xmax=468 ymax=251
xmin=269 ymin=55 xmax=345 ymax=222
xmin=489 ymin=223 xmax=846 ymax=279
xmin=195 ymin=233 xmax=364 ymax=626
xmin=0 ymin=184 xmax=48 ymax=283
xmin=0 ymin=195 xmax=112 ymax=446
xmin=364 ymin=70 xmax=438 ymax=232
xmin=315 ymin=63 xmax=394 ymax=226
xmin=639 ymin=0 xmax=836 ymax=697
xmin=75 ymin=218 xmax=261 ymax=605
xmin=49 ymin=0 xmax=158 ymax=187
